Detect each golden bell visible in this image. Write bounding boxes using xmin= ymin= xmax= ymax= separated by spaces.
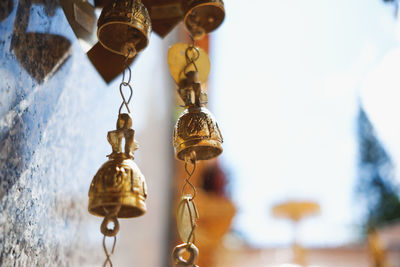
xmin=173 ymin=71 xmax=223 ymax=161
xmin=88 ymin=113 xmax=147 ymax=218
xmin=97 ymin=0 xmax=151 ymax=57
xmin=173 ymin=106 xmax=223 ymax=161
xmin=183 ymin=0 xmax=225 ymax=39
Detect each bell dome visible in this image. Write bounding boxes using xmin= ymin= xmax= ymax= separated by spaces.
xmin=173 ymin=106 xmax=223 ymax=161
xmin=88 ymin=155 xmax=147 ymax=218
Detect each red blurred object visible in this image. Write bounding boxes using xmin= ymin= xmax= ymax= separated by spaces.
xmin=201 ymin=161 xmax=227 ymax=196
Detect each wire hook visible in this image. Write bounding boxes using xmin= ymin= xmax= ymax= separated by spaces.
xmin=102 ymin=235 xmax=116 ymax=267
xmin=182 ymin=152 xmax=197 ymax=200
xmin=119 ymin=82 xmax=133 ymax=114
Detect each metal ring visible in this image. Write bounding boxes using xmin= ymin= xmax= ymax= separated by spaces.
xmin=101 ymin=216 xmax=120 ymax=237
xmin=172 ymin=243 xmax=199 ymax=265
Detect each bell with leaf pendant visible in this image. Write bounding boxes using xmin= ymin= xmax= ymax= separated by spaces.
xmin=97 ymin=0 xmax=151 ymax=57
xmin=173 ymin=71 xmax=223 ymax=161
xmin=88 ymin=113 xmax=147 ymax=219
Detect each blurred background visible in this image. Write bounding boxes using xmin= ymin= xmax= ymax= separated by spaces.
xmin=2 ymin=0 xmax=400 ymax=266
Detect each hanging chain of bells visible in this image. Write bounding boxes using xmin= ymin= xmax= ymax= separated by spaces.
xmin=87 ymin=0 xmax=225 ymax=266
xmin=170 ymin=1 xmax=224 ymax=266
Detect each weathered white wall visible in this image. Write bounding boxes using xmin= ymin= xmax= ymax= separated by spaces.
xmin=0 ymin=1 xmax=175 ymax=266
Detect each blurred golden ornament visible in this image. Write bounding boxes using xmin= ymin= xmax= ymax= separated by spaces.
xmin=195 ymin=190 xmax=236 ymax=247
xmin=272 ymin=201 xmax=320 ymax=266
xmin=368 ymin=230 xmax=389 ymax=267
xmin=273 ymin=201 xmax=320 ymax=222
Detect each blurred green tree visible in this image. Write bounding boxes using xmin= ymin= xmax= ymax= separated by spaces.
xmin=356 ymin=106 xmax=400 ymax=231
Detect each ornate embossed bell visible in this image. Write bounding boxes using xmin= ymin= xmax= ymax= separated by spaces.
xmin=183 ymin=0 xmax=225 ymax=39
xmin=97 ymin=0 xmax=151 ymax=57
xmin=89 ymin=113 xmax=147 ymax=218
xmin=173 ymin=72 xmax=223 ymax=161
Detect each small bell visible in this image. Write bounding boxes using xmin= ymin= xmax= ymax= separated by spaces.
xmin=173 ymin=71 xmax=223 ymax=161
xmin=183 ymin=0 xmax=225 ymax=39
xmin=97 ymin=0 xmax=151 ymax=57
xmin=88 ymin=113 xmax=147 ymax=218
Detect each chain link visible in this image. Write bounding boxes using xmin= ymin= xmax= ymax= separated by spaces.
xmin=119 ymin=51 xmax=134 ymax=115
xmin=101 ymin=206 xmax=120 ymax=267
xmin=180 ymin=152 xmax=199 ymax=246
xmin=102 ymin=235 xmax=116 ymax=267
xmin=183 ymin=48 xmax=200 ymax=77
xmin=182 ymin=153 xmax=197 ymax=200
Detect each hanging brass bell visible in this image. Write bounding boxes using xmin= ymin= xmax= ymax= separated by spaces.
xmin=97 ymin=0 xmax=151 ymax=57
xmin=173 ymin=71 xmax=223 ymax=161
xmin=183 ymin=0 xmax=225 ymax=39
xmin=174 ymin=106 xmax=223 ymax=161
xmin=88 ymin=113 xmax=147 ymax=218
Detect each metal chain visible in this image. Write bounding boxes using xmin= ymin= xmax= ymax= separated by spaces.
xmin=173 ymin=151 xmax=200 ymax=266
xmin=183 ymin=151 xmax=199 ymax=245
xmin=182 ymin=154 xmax=197 ymax=200
xmin=119 ymin=51 xmax=134 ymax=115
xmin=183 ymin=35 xmax=200 ymax=77
xmin=102 ymin=235 xmax=116 ymax=267
xmin=100 ymin=207 xmax=120 ymax=267
xmin=173 ymin=36 xmax=203 ymax=267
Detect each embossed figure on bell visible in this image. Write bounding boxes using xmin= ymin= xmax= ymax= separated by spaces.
xmin=97 ymin=0 xmax=152 ymax=57
xmin=173 ymin=71 xmax=223 ymax=161
xmin=183 ymin=0 xmax=225 ymax=40
xmin=89 ymin=113 xmax=147 ymax=218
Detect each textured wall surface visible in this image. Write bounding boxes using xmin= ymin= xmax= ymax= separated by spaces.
xmin=0 ymin=0 xmax=174 ymax=266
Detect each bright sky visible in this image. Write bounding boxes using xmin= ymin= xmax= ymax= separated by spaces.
xmin=210 ymin=0 xmax=400 ymax=247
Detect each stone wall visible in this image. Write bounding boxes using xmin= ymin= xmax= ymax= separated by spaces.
xmin=0 ymin=0 xmax=174 ymax=266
